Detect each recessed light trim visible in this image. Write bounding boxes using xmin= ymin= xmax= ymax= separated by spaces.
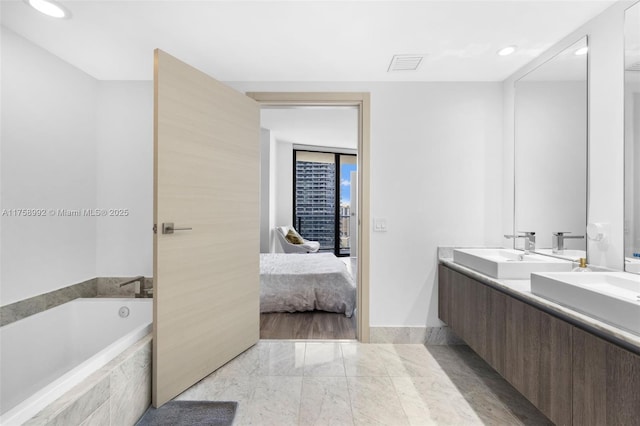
xmin=497 ymin=46 xmax=517 ymax=56
xmin=574 ymin=46 xmax=589 ymax=56
xmin=25 ymin=0 xmax=70 ymax=19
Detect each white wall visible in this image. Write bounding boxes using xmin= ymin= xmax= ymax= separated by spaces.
xmin=1 ymin=28 xmax=154 ymax=305
xmin=503 ymin=1 xmax=634 ymax=270
xmin=259 ymin=128 xmax=272 ymax=253
xmin=274 ymin=139 xmax=293 ymax=246
xmin=260 ymin=130 xmax=294 ymax=254
xmin=231 ymin=82 xmax=504 ymax=327
xmin=269 ymin=133 xmax=278 ymax=252
xmin=1 ymin=27 xmax=98 ymax=305
xmin=95 ymin=81 xmax=153 ymax=277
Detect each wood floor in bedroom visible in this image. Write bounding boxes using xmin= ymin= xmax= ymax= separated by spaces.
xmin=260 ymin=311 xmax=357 ymax=340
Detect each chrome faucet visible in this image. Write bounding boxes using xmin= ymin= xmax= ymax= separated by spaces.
xmin=552 ymin=232 xmax=585 ymax=253
xmin=505 ymin=231 xmax=536 ymax=254
xmin=119 ymin=276 xmax=153 ymax=298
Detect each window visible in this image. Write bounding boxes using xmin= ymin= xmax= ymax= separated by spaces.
xmin=294 ymin=150 xmax=357 ymax=256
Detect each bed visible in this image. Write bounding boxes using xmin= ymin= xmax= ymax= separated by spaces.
xmin=260 ymin=253 xmax=356 ymax=317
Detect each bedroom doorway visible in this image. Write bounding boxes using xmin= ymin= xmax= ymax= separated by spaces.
xmin=251 ymin=93 xmax=370 ymax=342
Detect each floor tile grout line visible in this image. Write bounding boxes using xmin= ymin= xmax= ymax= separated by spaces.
xmin=389 ymin=375 xmax=417 ymax=425
xmin=296 ymin=357 xmax=305 ymax=426
xmin=340 ymin=343 xmax=357 ymax=425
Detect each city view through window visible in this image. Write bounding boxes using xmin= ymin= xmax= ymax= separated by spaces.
xmin=294 ymin=151 xmax=357 ymax=256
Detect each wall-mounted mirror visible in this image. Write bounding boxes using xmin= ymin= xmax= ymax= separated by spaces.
xmin=625 ymin=2 xmax=640 ymax=274
xmin=514 ymin=37 xmax=588 ymax=260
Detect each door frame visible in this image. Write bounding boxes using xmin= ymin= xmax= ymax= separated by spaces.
xmin=247 ymin=92 xmax=370 ymax=343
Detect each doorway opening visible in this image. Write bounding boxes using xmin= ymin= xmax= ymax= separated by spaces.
xmin=250 ymin=93 xmax=370 ymax=342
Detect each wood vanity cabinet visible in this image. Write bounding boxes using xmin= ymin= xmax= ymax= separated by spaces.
xmin=438 ymin=265 xmax=507 ymax=375
xmin=573 ymin=328 xmax=640 ymax=425
xmin=504 ymin=296 xmax=572 ymax=426
xmin=438 ymin=264 xmax=640 ymax=426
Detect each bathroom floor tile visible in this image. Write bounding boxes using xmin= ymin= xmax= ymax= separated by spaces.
xmin=210 ymin=343 xmax=262 ymax=378
xmin=303 ymin=342 xmax=346 ymax=377
xmin=174 ymin=341 xmax=551 ymax=426
xmin=299 ymin=376 xmax=354 ymax=425
xmin=380 ymin=344 xmax=444 ymax=377
xmin=258 ymin=341 xmax=306 ymax=376
xmin=237 ymin=376 xmax=303 ymax=426
xmin=347 ymin=376 xmax=409 ymax=425
xmin=341 ymin=343 xmax=391 ymax=377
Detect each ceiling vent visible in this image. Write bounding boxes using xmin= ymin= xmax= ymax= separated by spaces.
xmin=388 ymin=55 xmax=424 ymax=72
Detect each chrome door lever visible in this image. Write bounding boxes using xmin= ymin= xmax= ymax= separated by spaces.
xmin=162 ymin=222 xmax=193 ymax=234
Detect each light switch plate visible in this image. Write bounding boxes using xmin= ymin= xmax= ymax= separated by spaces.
xmin=374 ymin=218 xmax=387 ymax=232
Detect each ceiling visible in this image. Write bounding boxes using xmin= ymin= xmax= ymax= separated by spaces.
xmin=0 ymin=0 xmax=617 ymax=82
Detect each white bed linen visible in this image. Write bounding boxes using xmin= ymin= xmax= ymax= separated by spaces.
xmin=260 ymin=253 xmax=356 ymax=317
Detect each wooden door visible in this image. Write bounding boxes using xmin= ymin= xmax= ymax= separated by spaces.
xmin=153 ymin=49 xmax=260 ymax=407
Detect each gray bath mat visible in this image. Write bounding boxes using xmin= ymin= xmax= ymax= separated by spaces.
xmin=135 ymin=401 xmax=237 ymax=426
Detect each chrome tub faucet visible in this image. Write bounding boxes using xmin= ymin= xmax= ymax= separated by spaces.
xmin=119 ymin=276 xmax=153 ymax=298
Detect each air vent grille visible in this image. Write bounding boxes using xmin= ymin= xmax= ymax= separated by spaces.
xmin=388 ymin=55 xmax=424 ymax=72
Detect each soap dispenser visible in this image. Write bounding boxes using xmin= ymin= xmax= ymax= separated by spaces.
xmin=572 ymin=258 xmax=591 ymax=272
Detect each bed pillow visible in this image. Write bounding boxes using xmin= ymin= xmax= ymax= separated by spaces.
xmin=285 ymin=229 xmax=304 ymax=245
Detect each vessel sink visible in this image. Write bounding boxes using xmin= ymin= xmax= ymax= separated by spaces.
xmin=452 ymin=248 xmax=573 ymax=279
xmin=531 ymin=272 xmax=640 ymax=335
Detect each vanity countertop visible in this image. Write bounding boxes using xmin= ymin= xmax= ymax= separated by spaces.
xmin=438 ymin=247 xmax=640 ymax=354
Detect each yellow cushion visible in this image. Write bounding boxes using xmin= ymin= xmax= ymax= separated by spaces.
xmin=285 ymin=229 xmax=304 ymax=245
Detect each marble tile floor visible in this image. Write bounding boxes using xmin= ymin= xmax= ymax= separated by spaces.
xmin=175 ymin=341 xmax=551 ymax=426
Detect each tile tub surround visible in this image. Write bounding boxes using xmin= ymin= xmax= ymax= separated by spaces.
xmin=96 ymin=277 xmax=154 ymax=297
xmin=176 ymin=340 xmax=551 ymax=425
xmin=0 ymin=278 xmax=97 ymax=326
xmin=439 ymin=250 xmax=640 ymax=354
xmin=24 ymin=334 xmax=151 ymax=426
xmin=0 ymin=277 xmax=153 ymax=326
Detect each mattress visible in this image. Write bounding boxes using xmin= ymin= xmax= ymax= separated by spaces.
xmin=260 ymin=253 xmax=356 ymax=317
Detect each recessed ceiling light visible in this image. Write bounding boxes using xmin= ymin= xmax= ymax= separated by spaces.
xmin=24 ymin=0 xmax=70 ymax=19
xmin=574 ymin=47 xmax=589 ymax=56
xmin=497 ymin=46 xmax=517 ymax=56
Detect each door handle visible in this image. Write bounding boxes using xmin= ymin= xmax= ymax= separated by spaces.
xmin=162 ymin=222 xmax=193 ymax=234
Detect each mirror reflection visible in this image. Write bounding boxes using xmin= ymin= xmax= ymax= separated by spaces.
xmin=514 ymin=37 xmax=588 ymax=260
xmin=625 ymin=2 xmax=640 ymax=274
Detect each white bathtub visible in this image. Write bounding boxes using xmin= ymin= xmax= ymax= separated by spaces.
xmin=0 ymin=298 xmax=152 ymax=425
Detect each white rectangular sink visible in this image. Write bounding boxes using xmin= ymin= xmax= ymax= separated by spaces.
xmin=531 ymin=272 xmax=640 ymax=335
xmin=452 ymin=248 xmax=573 ymax=279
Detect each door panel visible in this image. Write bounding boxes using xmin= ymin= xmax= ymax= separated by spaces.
xmin=153 ymin=49 xmax=260 ymax=407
